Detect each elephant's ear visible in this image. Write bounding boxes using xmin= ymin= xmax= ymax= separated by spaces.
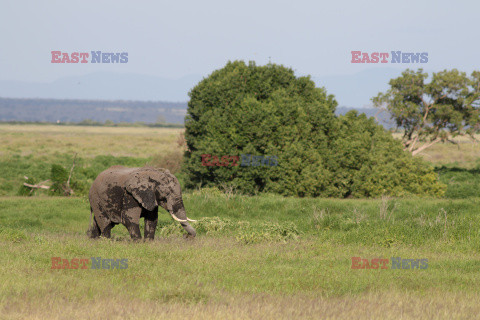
xmin=125 ymin=173 xmax=158 ymax=211
xmin=153 ymin=171 xmax=177 ymax=212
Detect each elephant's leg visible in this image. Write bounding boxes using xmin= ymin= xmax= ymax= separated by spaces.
xmin=143 ymin=209 xmax=158 ymax=240
xmin=101 ymin=222 xmax=114 ymax=238
xmin=124 ymin=219 xmax=141 ymax=240
xmin=122 ymin=193 xmax=142 ymax=241
xmin=93 ymin=208 xmax=114 ymax=238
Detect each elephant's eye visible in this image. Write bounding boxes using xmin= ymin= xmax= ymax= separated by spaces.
xmin=172 ymin=202 xmax=183 ymax=212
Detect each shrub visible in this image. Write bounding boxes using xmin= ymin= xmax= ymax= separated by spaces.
xmin=436 ymin=166 xmax=480 ymax=199
xmin=156 ymin=221 xmax=184 ymax=237
xmin=236 ymin=221 xmax=300 ymax=244
xmin=156 ymin=216 xmax=300 ymax=244
xmin=183 ymin=60 xmax=445 ymax=197
xmin=49 ymin=164 xmax=69 ymax=195
xmin=17 ymin=176 xmax=37 ymax=196
xmin=326 ymin=111 xmax=446 ymax=197
xmin=183 ymin=61 xmax=336 ymax=196
xmin=193 ymin=217 xmax=233 ymax=235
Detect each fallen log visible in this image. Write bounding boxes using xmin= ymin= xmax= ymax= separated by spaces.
xmin=23 ymin=177 xmax=51 ymax=190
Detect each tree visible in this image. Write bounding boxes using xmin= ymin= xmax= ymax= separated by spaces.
xmin=183 ymin=61 xmax=445 ymax=198
xmin=373 ymin=69 xmax=480 ymax=156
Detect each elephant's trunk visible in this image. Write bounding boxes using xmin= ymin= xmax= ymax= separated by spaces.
xmin=180 ymin=221 xmax=197 ymax=238
xmin=171 ymin=199 xmax=196 ymax=238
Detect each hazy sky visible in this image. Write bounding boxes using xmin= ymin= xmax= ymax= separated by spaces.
xmin=0 ymin=0 xmax=478 ymax=83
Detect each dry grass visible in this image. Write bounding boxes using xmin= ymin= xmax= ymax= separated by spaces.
xmin=392 ymin=133 xmax=480 ymax=168
xmin=0 ymin=124 xmax=183 ymax=158
xmin=2 ymin=291 xmax=479 ymax=319
xmin=419 ymin=140 xmax=480 ymax=167
xmin=1 ymin=124 xmax=478 ymax=167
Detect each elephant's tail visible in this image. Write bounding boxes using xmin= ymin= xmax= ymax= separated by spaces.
xmin=89 ymin=206 xmax=93 ymax=230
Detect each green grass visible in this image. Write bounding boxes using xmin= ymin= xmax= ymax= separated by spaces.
xmin=2 ymin=193 xmax=479 ymax=249
xmin=1 ymin=195 xmax=480 ymax=318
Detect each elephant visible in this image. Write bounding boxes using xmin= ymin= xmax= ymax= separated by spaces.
xmin=87 ymin=166 xmax=196 ymax=240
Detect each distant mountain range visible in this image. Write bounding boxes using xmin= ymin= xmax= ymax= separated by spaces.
xmin=0 ymin=97 xmax=395 ymax=128
xmin=0 ymin=67 xmax=407 ymax=108
xmin=335 ymin=106 xmax=395 ymax=129
xmin=0 ymin=67 xmax=404 ymax=126
xmin=0 ymin=97 xmax=187 ymax=124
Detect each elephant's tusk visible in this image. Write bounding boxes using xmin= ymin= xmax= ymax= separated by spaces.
xmin=187 ymin=218 xmax=197 ymax=222
xmin=170 ymin=212 xmax=187 ymax=223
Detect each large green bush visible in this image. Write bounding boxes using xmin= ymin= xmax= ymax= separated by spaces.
xmin=183 ymin=60 xmax=445 ymax=198
xmin=326 ymin=112 xmax=446 ymax=197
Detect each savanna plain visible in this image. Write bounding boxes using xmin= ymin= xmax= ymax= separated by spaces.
xmin=1 ymin=124 xmax=480 ymax=319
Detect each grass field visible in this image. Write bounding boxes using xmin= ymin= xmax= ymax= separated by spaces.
xmin=1 ymin=195 xmax=480 ymax=319
xmin=391 ymin=132 xmax=480 ymax=168
xmin=0 ymin=124 xmax=183 ymax=158
xmin=1 ymin=124 xmax=480 ymax=319
xmin=0 ymin=124 xmax=183 ymax=197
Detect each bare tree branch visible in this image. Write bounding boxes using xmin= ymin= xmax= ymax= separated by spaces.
xmin=408 ymin=135 xmax=420 ymax=152
xmin=64 ymin=153 xmax=77 ymax=196
xmin=66 ymin=153 xmax=77 ymax=189
xmin=23 ymin=180 xmax=51 ymax=190
xmin=411 ymin=138 xmax=442 ymax=156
